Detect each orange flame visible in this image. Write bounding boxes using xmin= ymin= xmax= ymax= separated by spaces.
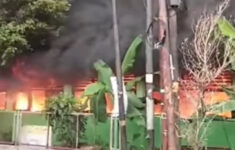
xmin=0 ymin=92 xmax=6 ymax=110
xmin=11 ymin=60 xmax=60 ymax=88
xmin=15 ymin=92 xmax=29 ymax=110
xmin=31 ymin=90 xmax=46 ymax=112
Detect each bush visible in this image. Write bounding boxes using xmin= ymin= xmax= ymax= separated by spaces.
xmin=46 ymin=93 xmax=77 ymax=147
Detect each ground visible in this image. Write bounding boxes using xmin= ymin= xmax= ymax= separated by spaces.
xmin=0 ymin=145 xmax=51 ymax=150
xmin=0 ymin=145 xmax=100 ymax=150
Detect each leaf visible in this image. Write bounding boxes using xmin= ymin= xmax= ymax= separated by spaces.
xmin=84 ymin=83 xmax=105 ymax=96
xmin=133 ymin=116 xmax=145 ymax=127
xmin=91 ymin=90 xmax=107 ymax=122
xmin=222 ymin=87 xmax=235 ymax=100
xmin=127 ymin=104 xmax=141 ymax=118
xmin=94 ymin=60 xmax=113 ymax=90
xmin=136 ymin=80 xmax=146 ymax=98
xmin=45 ymin=93 xmax=77 ymax=146
xmin=127 ymin=91 xmax=145 ymax=109
xmin=217 ymin=18 xmax=235 ymax=72
xmin=125 ymin=77 xmax=143 ymax=91
xmin=231 ymin=58 xmax=235 ymax=71
xmin=127 ymin=105 xmax=145 ymax=127
xmin=209 ymin=100 xmax=235 ymax=114
xmin=218 ymin=18 xmax=235 ymax=39
xmin=122 ymin=36 xmax=143 ymax=75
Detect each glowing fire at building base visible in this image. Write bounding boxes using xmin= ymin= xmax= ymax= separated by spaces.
xmin=0 ymin=59 xmax=233 ymax=118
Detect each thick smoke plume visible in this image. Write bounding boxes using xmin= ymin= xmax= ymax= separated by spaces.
xmin=43 ymin=0 xmax=146 ymax=80
xmin=4 ymin=0 xmax=235 ymax=84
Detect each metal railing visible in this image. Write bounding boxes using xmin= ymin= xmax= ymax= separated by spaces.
xmin=1 ymin=110 xmax=92 ymax=149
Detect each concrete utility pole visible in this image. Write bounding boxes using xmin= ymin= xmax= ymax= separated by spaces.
xmin=111 ymin=0 xmax=127 ymax=150
xmin=145 ymin=0 xmax=155 ymax=150
xmin=158 ymin=0 xmax=180 ymax=150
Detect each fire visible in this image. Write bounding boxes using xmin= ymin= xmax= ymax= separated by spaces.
xmin=31 ymin=90 xmax=46 ymax=112
xmin=15 ymin=92 xmax=29 ymax=110
xmin=11 ymin=60 xmax=60 ymax=88
xmin=0 ymin=58 xmax=232 ymax=118
xmin=179 ymin=72 xmax=232 ymax=118
xmin=0 ymin=92 xmax=6 ymax=110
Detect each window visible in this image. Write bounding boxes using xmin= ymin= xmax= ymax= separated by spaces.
xmin=0 ymin=92 xmax=6 ymax=110
xmin=31 ymin=90 xmax=46 ymax=112
xmin=15 ymin=92 xmax=29 ymax=110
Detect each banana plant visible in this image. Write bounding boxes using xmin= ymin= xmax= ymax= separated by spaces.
xmin=82 ymin=35 xmax=145 ymax=124
xmin=208 ymin=100 xmax=235 ymax=115
xmin=211 ymin=87 xmax=235 ymax=117
xmin=217 ymin=17 xmax=235 ymax=70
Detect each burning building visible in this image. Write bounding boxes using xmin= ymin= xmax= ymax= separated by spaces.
xmin=0 ymin=0 xmax=235 ymax=117
xmin=0 ymin=58 xmax=232 ymax=119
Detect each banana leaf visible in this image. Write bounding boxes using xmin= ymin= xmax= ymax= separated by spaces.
xmin=94 ymin=60 xmax=113 ymax=91
xmin=218 ymin=17 xmax=235 ymax=39
xmin=84 ymin=82 xmax=105 ymax=96
xmin=127 ymin=91 xmax=145 ymax=109
xmin=122 ymin=36 xmax=143 ymax=75
xmin=127 ymin=104 xmax=145 ymax=127
xmin=91 ymin=90 xmax=107 ymax=122
xmin=222 ymin=87 xmax=235 ymax=100
xmin=136 ymin=80 xmax=146 ymax=98
xmin=125 ymin=76 xmax=143 ymax=91
xmin=209 ymin=100 xmax=235 ymax=114
xmin=217 ymin=18 xmax=235 ymax=70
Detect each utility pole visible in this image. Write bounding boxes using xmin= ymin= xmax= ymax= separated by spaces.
xmin=168 ymin=5 xmax=181 ymax=150
xmin=111 ymin=0 xmax=127 ymax=150
xmin=158 ymin=0 xmax=180 ymax=150
xmin=145 ymin=0 xmax=154 ymax=150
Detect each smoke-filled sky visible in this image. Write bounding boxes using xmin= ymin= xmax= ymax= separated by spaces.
xmin=7 ymin=0 xmax=235 ymax=83
xmin=45 ymin=0 xmax=146 ymax=79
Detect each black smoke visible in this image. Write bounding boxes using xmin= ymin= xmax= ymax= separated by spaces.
xmin=8 ymin=0 xmax=235 ymax=83
xmin=42 ymin=0 xmax=146 ymax=81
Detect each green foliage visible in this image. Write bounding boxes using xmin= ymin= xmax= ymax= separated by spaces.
xmin=80 ymin=36 xmax=147 ymax=150
xmin=81 ymin=116 xmax=110 ymax=148
xmin=181 ymin=116 xmax=210 ymax=150
xmin=94 ymin=60 xmax=114 ymax=91
xmin=125 ymin=77 xmax=143 ymax=91
xmin=83 ymin=36 xmax=146 ymax=148
xmin=127 ymin=92 xmax=145 ymax=109
xmin=0 ymin=23 xmax=29 ymax=66
xmin=126 ymin=91 xmax=145 ymax=128
xmin=217 ymin=17 xmax=235 ymax=70
xmin=218 ymin=17 xmax=235 ymax=39
xmin=217 ymin=18 xmax=235 ymax=116
xmin=84 ymin=60 xmax=114 ymax=122
xmin=0 ymin=0 xmax=71 ymax=66
xmin=91 ymin=90 xmax=107 ymax=122
xmin=136 ymin=80 xmax=146 ymax=98
xmin=84 ymin=36 xmax=145 ymax=123
xmin=209 ymin=100 xmax=235 ymax=114
xmin=223 ymin=87 xmax=235 ymax=97
xmin=84 ymin=83 xmax=105 ymax=96
xmin=122 ymin=36 xmax=143 ymax=75
xmin=46 ymin=93 xmax=77 ymax=147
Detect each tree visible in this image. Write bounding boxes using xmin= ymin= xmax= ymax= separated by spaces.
xmin=180 ymin=0 xmax=235 ymax=149
xmin=0 ymin=0 xmax=71 ymax=66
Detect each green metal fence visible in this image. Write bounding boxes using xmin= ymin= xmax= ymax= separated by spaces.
xmin=0 ymin=111 xmax=235 ymax=149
